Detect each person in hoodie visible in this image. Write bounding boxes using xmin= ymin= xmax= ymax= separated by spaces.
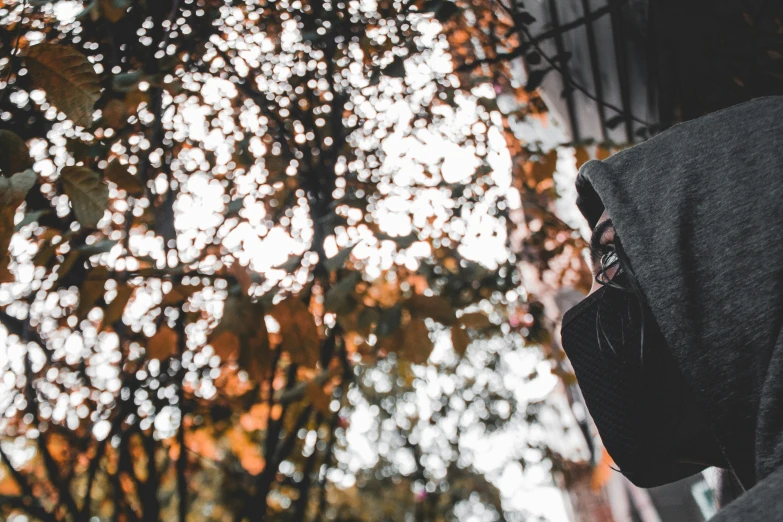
xmin=559 ymin=96 xmax=783 ymax=519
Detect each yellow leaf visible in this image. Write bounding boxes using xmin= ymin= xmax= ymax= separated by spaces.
xmin=26 ymin=44 xmax=101 ymax=128
xmin=451 ymin=326 xmax=470 ymax=356
xmin=104 ymin=283 xmax=133 ymax=326
xmin=61 ymin=166 xmax=108 ymax=228
xmin=147 ymin=325 xmax=178 ymax=360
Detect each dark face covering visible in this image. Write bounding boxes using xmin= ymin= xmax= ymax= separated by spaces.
xmin=561 ymin=272 xmax=716 ymax=486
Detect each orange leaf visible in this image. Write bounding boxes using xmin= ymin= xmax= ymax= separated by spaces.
xmin=451 ymin=326 xmax=470 ymax=356
xmin=306 ymin=381 xmax=331 ymax=416
xmin=161 ymin=283 xmax=203 ymax=305
xmin=458 ymin=312 xmax=492 ymax=330
xmin=104 ymin=283 xmax=133 ymax=326
xmin=596 ymin=146 xmax=611 ymax=160
xmin=240 ymin=403 xmax=270 ymax=432
xmin=574 ymin=146 xmax=590 ymax=170
xmin=406 ymin=294 xmax=456 ymax=325
xmin=211 ymin=330 xmax=240 ymax=359
xmin=399 ymin=318 xmax=433 ymax=365
xmin=228 ymin=261 xmax=254 ymax=295
xmin=101 ymin=99 xmax=127 ymax=128
xmin=524 ymin=150 xmax=558 ymax=188
xmin=271 ymin=298 xmax=320 ymax=368
xmin=148 ymin=325 xmax=178 ymax=360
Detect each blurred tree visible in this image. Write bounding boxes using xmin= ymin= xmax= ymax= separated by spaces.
xmin=0 ymin=1 xmax=591 ymax=521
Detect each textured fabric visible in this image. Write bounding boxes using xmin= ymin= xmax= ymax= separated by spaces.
xmin=574 ymin=96 xmax=783 ymax=515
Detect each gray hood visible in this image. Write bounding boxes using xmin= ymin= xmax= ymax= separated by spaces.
xmin=574 ymin=96 xmax=783 ymax=497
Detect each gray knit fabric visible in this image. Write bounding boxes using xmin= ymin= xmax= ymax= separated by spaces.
xmin=575 ymin=96 xmax=783 ymax=517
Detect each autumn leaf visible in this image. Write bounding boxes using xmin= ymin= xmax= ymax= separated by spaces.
xmin=324 ymin=272 xmax=360 ymax=314
xmin=211 ymin=330 xmax=240 ymax=359
xmin=0 ymin=170 xmax=33 ymax=281
xmin=33 ymin=241 xmax=57 ymax=269
xmin=596 ymin=146 xmax=611 ymax=160
xmin=458 ymin=312 xmax=492 ymax=330
xmin=57 ymin=251 xmax=81 ymax=278
xmin=405 ymin=294 xmax=456 ymax=325
xmin=0 ymin=169 xmax=37 ymax=209
xmin=574 ymin=146 xmax=590 ymax=170
xmin=375 ymin=304 xmax=402 ymax=338
xmin=46 ymin=432 xmax=72 ymax=465
xmin=185 ymin=428 xmax=220 ymax=461
xmin=306 ymin=381 xmax=331 ymax=416
xmin=210 ymin=294 xmax=262 ymax=340
xmin=271 ymin=297 xmax=320 ymax=368
xmin=323 ymin=243 xmax=356 ymax=272
xmin=524 ymin=150 xmax=558 ymax=188
xmin=99 ymin=0 xmax=130 ymax=23
xmin=26 ymin=44 xmax=101 ymax=127
xmin=227 ymin=426 xmax=265 ymax=475
xmin=147 ymin=325 xmax=178 ymax=360
xmin=161 ymin=283 xmax=203 ymax=305
xmin=381 ymin=55 xmax=406 ymax=78
xmin=104 ymin=283 xmax=133 ymax=325
xmin=241 ymin=319 xmax=271 ymax=382
xmin=0 ymin=472 xmax=21 ymax=496
xmin=61 ymin=166 xmax=109 ymax=228
xmin=228 ymin=261 xmax=254 ymax=295
xmin=240 ymin=403 xmax=270 ymax=432
xmin=0 ymin=208 xmax=14 ymax=282
xmin=101 ymin=99 xmax=127 ymax=128
xmin=76 ymin=266 xmax=109 ymax=319
xmin=209 ymin=293 xmax=271 ymax=379
xmin=15 ymin=209 xmax=50 ymax=231
xmin=399 ymin=318 xmax=433 ymax=365
xmin=105 ymin=158 xmax=143 ymax=195
xmin=0 ymin=130 xmax=31 ymax=176
xmin=451 ymin=326 xmax=470 ymax=356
